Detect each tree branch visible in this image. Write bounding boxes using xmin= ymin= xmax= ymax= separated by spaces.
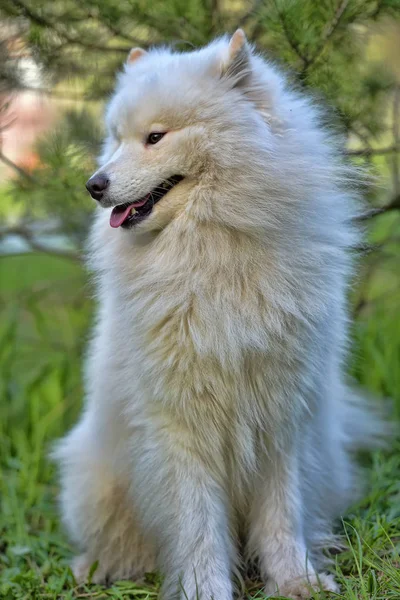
xmin=391 ymin=86 xmax=400 ymax=194
xmin=368 ymin=0 xmax=385 ymax=20
xmin=13 ymin=0 xmax=130 ymax=54
xmin=18 ymin=85 xmax=97 ymax=102
xmin=301 ymin=0 xmax=349 ymax=75
xmin=0 ymin=150 xmax=35 ymax=181
xmin=0 ymin=224 xmax=81 ymax=262
xmin=353 ymin=251 xmax=381 ymax=315
xmin=91 ymin=16 xmax=152 ymax=47
xmin=237 ymin=0 xmax=263 ymax=28
xmin=346 ymin=145 xmax=399 ymax=157
xmin=381 ymin=194 xmax=400 ymax=213
xmin=273 ymin=0 xmax=308 ymax=67
xmin=355 ymin=194 xmax=400 ymax=221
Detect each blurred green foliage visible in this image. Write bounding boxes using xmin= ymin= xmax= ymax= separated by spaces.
xmin=1 ymin=0 xmax=400 ymax=244
xmin=12 ymin=109 xmax=102 ymax=245
xmin=0 ymin=1 xmax=400 ymax=598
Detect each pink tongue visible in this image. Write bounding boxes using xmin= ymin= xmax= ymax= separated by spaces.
xmin=110 ymin=204 xmax=134 ymax=228
xmin=109 ymin=195 xmax=150 ymax=228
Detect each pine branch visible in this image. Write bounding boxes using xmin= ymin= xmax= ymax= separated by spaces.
xmin=368 ymin=0 xmax=385 ymax=20
xmin=0 ymin=150 xmax=35 ymax=181
xmin=209 ymin=0 xmax=221 ymax=28
xmin=391 ymin=86 xmax=400 ymax=194
xmin=301 ymin=0 xmax=349 ymax=75
xmin=0 ymin=224 xmax=81 ymax=261
xmin=348 ymin=125 xmax=373 ymax=150
xmin=354 ymin=258 xmax=380 ymax=315
xmin=0 ymin=116 xmax=17 ymax=132
xmin=382 ymin=194 xmax=400 ymax=213
xmin=273 ymin=0 xmax=308 ymax=67
xmin=346 ymin=145 xmax=399 ymax=157
xmin=13 ymin=0 xmax=130 ymax=54
xmin=19 ymin=85 xmax=98 ymax=102
xmin=355 ymin=194 xmax=400 ymax=221
xmin=90 ymin=15 xmax=152 ymax=48
xmin=237 ymin=0 xmax=263 ymax=28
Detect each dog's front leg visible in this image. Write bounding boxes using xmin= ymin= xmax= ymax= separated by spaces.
xmin=248 ymin=441 xmax=339 ymax=599
xmin=132 ymin=417 xmax=234 ymax=600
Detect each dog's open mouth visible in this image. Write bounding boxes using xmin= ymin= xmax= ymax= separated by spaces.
xmin=110 ymin=175 xmax=184 ymax=229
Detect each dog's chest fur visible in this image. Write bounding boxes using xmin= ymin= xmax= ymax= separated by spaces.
xmin=88 ymin=207 xmax=336 ymax=501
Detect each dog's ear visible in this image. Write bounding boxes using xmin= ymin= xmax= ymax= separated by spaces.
xmin=220 ymin=32 xmax=283 ymax=131
xmin=220 ymin=29 xmax=251 ymax=87
xmin=126 ymin=47 xmax=148 ymax=65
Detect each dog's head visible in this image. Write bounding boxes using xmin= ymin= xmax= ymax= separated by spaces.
xmin=86 ymin=30 xmax=289 ymax=232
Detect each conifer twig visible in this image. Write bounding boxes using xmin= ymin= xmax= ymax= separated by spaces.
xmin=301 ymin=0 xmax=349 ymax=75
xmin=13 ymin=0 xmax=130 ymax=53
xmin=0 ymin=150 xmax=35 ymax=181
xmin=273 ymin=0 xmax=308 ymax=66
xmin=346 ymin=145 xmax=399 ymax=157
xmin=0 ymin=224 xmax=80 ymax=261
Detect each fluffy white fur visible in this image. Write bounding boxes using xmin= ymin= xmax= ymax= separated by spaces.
xmin=54 ymin=31 xmax=383 ymax=599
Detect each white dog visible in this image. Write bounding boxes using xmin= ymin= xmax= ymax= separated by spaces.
xmin=54 ymin=30 xmax=383 ymax=599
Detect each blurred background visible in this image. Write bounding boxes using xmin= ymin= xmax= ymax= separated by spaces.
xmin=0 ymin=1 xmax=399 ymax=599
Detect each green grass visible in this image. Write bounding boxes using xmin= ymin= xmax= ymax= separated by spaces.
xmin=0 ymin=252 xmax=399 ymax=600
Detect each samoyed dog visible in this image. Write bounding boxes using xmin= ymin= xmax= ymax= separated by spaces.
xmin=55 ymin=30 xmax=384 ymax=599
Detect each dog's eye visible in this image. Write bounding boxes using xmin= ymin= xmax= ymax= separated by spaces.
xmin=146 ymin=132 xmax=166 ymax=145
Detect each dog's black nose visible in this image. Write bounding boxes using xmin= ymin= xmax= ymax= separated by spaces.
xmin=86 ymin=174 xmax=110 ymax=200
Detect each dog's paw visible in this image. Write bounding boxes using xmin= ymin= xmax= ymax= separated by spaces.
xmin=71 ymin=554 xmax=108 ymax=585
xmin=265 ymin=573 xmax=339 ymax=599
